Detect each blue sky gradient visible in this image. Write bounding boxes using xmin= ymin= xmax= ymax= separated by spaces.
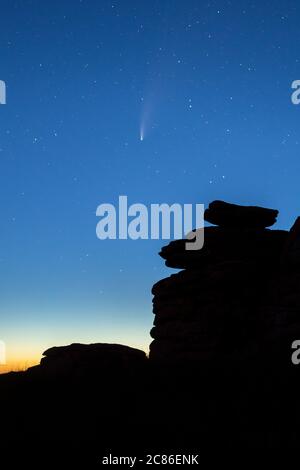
xmin=1 ymin=0 xmax=300 ymax=367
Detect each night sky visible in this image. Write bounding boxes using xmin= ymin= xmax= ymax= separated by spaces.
xmin=1 ymin=0 xmax=300 ymax=370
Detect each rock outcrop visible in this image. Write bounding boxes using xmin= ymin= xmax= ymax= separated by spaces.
xmin=149 ymin=200 xmax=295 ymax=364
xmin=28 ymin=343 xmax=147 ymax=377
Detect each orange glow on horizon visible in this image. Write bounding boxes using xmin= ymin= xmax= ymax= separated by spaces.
xmin=0 ymin=340 xmax=149 ymax=374
xmin=0 ymin=359 xmax=39 ymax=374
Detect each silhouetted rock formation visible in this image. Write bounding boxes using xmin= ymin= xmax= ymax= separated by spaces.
xmin=27 ymin=343 xmax=146 ymax=377
xmin=149 ymin=200 xmax=294 ymax=364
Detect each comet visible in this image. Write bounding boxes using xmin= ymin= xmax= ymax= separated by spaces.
xmin=140 ymin=122 xmax=145 ymax=141
xmin=140 ymin=91 xmax=155 ymax=141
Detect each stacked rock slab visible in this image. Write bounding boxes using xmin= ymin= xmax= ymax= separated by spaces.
xmin=149 ymin=200 xmax=289 ymax=364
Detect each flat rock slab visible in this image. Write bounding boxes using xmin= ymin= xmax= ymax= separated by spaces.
xmin=204 ymin=200 xmax=278 ymax=228
xmin=159 ymin=227 xmax=287 ymax=269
